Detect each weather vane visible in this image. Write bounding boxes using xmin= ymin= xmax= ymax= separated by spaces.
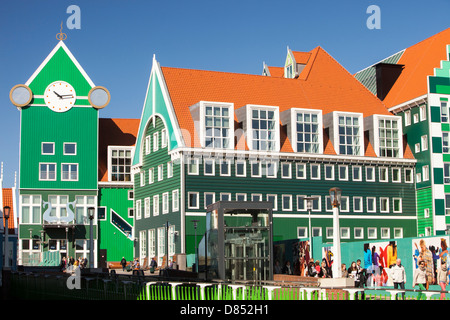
xmin=56 ymin=21 xmax=67 ymax=41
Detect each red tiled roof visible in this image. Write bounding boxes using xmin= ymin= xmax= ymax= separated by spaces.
xmin=267 ymin=66 xmax=284 ymax=78
xmin=2 ymin=188 xmax=15 ymax=234
xmin=292 ymin=51 xmax=311 ymax=64
xmin=98 ymin=118 xmax=139 ymax=182
xmin=384 ymin=28 xmax=450 ymax=108
xmin=161 ymin=46 xmax=391 ymax=157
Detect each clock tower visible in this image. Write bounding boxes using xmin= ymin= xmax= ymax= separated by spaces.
xmin=11 ymin=37 xmax=110 ymax=267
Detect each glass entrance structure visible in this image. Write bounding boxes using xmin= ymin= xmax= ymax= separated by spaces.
xmin=198 ymin=201 xmax=273 ymax=281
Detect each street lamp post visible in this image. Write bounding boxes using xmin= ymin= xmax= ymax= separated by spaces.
xmin=329 ymin=187 xmax=342 ymax=278
xmin=3 ymin=206 xmax=10 ymax=268
xmin=192 ymin=219 xmax=199 ymax=273
xmin=88 ymin=207 xmax=95 ymax=269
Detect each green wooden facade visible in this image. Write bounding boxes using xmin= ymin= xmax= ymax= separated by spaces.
xmin=132 ymin=56 xmax=418 ymax=266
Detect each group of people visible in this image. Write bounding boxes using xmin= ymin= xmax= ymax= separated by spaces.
xmin=120 ymin=256 xmax=159 ymax=272
xmin=59 ymin=256 xmax=88 ymax=272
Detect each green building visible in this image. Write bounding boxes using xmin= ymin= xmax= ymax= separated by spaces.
xmin=132 ymin=48 xmax=418 ymax=267
xmin=11 ymin=40 xmax=136 ymax=267
xmin=355 ymin=28 xmax=450 ymax=236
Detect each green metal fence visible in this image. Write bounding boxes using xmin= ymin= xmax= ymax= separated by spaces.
xmin=7 ymin=271 xmax=450 ymax=300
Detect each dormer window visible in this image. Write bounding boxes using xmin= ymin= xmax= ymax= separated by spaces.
xmin=364 ymin=114 xmax=403 ymax=158
xmin=281 ymin=108 xmax=323 ymax=154
xmin=189 ymin=101 xmax=234 ymax=149
xmin=236 ymin=105 xmax=280 ymax=152
xmin=324 ymin=111 xmax=364 ymax=156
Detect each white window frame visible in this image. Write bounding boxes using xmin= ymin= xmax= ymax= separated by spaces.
xmin=220 ymin=193 xmax=231 ymax=201
xmin=380 ymin=197 xmax=389 ymax=213
xmin=20 ymin=195 xmax=42 ymax=224
xmin=366 ymin=166 xmax=375 ymax=182
xmin=74 ymin=195 xmax=97 ymax=225
xmin=188 ymin=192 xmax=199 ymax=209
xmin=421 ymin=135 xmax=428 ymax=151
xmin=235 ymin=160 xmax=246 ymax=177
xmin=250 ymin=161 xmax=262 ymax=177
xmin=167 ymin=161 xmax=173 ymax=178
xmin=153 ymin=132 xmax=159 ymax=152
xmin=394 ymin=228 xmax=403 ymax=239
xmin=333 ymin=111 xmax=364 ymax=156
xmin=311 ymin=195 xmax=321 ymax=212
xmin=352 ymin=166 xmax=362 ymax=181
xmin=153 ymin=195 xmax=160 ymax=216
xmin=367 ymin=197 xmax=376 ymax=213
xmin=420 ymin=105 xmax=427 ymax=121
xmin=265 ymin=161 xmax=277 ymax=178
xmin=267 ymin=194 xmax=278 ymax=211
xmin=140 ymin=171 xmax=145 ymax=187
xmin=161 ymin=129 xmax=168 ymax=148
xmin=149 ymin=168 xmax=154 ymax=184
xmin=290 ymin=108 xmax=323 ymax=154
xmin=41 ymin=142 xmax=55 ymax=155
xmin=393 ymin=198 xmax=402 ymax=213
xmin=281 ymin=162 xmax=291 ymax=179
xmin=162 ymin=192 xmax=169 ymax=214
xmin=219 ymin=159 xmax=231 ymax=176
xmin=236 ymin=193 xmax=247 ymax=201
xmin=405 ymin=168 xmax=414 ymax=183
xmin=39 ymin=163 xmax=57 ymax=181
xmin=405 ymin=110 xmax=411 ymax=126
xmin=187 ymin=158 xmax=199 ymax=175
xmin=354 ymin=227 xmax=364 ymax=239
xmin=297 ymin=195 xmax=307 ymax=212
xmin=296 ymin=163 xmax=306 ymax=179
xmin=61 ymin=163 xmax=78 ymax=181
xmin=310 ymin=164 xmax=320 ymax=180
xmin=381 ymin=228 xmax=390 ymax=239
xmin=423 ymin=165 xmax=430 ymax=181
xmin=135 ymin=200 xmax=142 ymax=220
xmin=338 ymin=165 xmax=348 ymax=181
xmin=251 ymin=194 xmax=262 ymax=202
xmin=340 ymin=196 xmax=349 ymax=212
xmin=199 ymin=102 xmax=234 ymax=149
xmin=297 ymin=227 xmax=308 ymax=239
xmin=368 ymin=227 xmax=377 ymax=239
xmin=246 ymin=105 xmax=280 ymax=152
xmin=282 ymin=194 xmax=292 ymax=211
xmin=392 ymin=168 xmax=401 ymax=183
xmin=148 ymin=229 xmax=156 ymax=258
xmin=324 ymin=164 xmax=334 ymax=180
xmin=172 ymin=189 xmax=179 ymax=212
xmin=340 ymin=227 xmax=350 ymax=239
xmin=144 ymin=197 xmax=151 ymax=218
xmin=158 ymin=164 xmax=164 ymax=181
xmin=63 ymin=142 xmax=77 ymax=156
xmin=353 ymin=197 xmax=363 ymax=213
xmin=204 ymin=192 xmax=215 ymax=209
xmin=145 ymin=136 xmax=151 ymax=155
xmin=204 ymin=158 xmax=215 ymax=176
xmin=108 ymin=146 xmax=134 ymax=182
xmin=379 ymin=167 xmax=388 ymax=183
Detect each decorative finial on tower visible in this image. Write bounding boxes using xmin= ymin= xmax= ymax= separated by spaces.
xmin=56 ymin=21 xmax=67 ymax=41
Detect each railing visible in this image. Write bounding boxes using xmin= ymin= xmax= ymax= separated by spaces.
xmin=7 ymin=271 xmax=450 ymax=300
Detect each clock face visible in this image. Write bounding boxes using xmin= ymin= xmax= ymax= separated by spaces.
xmin=44 ymin=81 xmax=77 ymax=112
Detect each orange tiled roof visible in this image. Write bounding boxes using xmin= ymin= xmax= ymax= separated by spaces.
xmin=383 ymin=28 xmax=450 ymax=108
xmin=292 ymin=51 xmax=311 ymax=64
xmin=161 ymin=46 xmax=392 ymax=156
xmin=98 ymin=118 xmax=139 ymax=182
xmin=2 ymin=188 xmax=15 ymax=234
xmin=267 ymin=66 xmax=284 ymax=78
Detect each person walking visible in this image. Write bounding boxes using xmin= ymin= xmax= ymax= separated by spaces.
xmin=391 ymin=259 xmax=406 ymax=300
xmin=413 ymin=260 xmax=428 ymax=300
xmin=437 ymin=259 xmax=449 ymax=300
xmin=120 ymin=257 xmax=127 ymax=271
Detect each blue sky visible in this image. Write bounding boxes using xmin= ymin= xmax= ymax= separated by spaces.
xmin=0 ymin=0 xmax=449 ymax=188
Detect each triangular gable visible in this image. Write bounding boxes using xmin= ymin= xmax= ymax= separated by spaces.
xmin=25 ymin=41 xmax=95 ymax=97
xmin=132 ymin=56 xmax=184 ymax=167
